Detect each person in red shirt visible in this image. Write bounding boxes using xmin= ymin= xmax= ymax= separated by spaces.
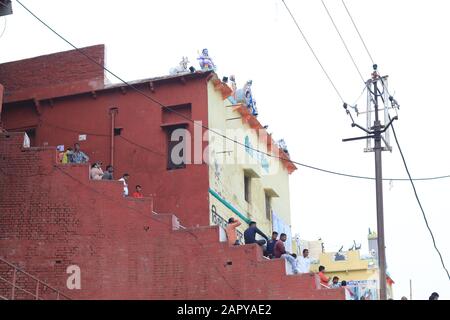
xmin=273 ymin=237 xmax=286 ymax=259
xmin=318 ymin=265 xmax=330 ymax=288
xmin=273 ymin=233 xmax=299 ymax=274
xmin=132 ymin=185 xmax=144 ymax=198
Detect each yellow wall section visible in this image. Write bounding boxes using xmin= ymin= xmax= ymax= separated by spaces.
xmin=207 ymin=80 xmax=293 ymax=240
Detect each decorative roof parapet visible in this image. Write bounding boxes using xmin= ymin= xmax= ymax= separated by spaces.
xmin=207 ymin=73 xmax=232 ymax=100
xmin=232 ymin=103 xmax=297 ymax=174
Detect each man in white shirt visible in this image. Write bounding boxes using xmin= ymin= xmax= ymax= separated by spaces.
xmin=118 ymin=173 xmax=130 ymax=197
xmin=23 ymin=133 xmax=30 ymax=148
xmin=297 ymin=249 xmax=312 ymax=274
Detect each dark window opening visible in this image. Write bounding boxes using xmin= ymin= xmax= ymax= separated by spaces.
xmin=166 ymin=126 xmax=187 ymax=170
xmin=265 ymin=193 xmax=272 ymax=221
xmin=25 ymin=128 xmax=36 ymax=147
xmin=8 ymin=127 xmax=36 ymax=147
xmin=244 ymin=175 xmax=251 ymax=203
xmin=114 ymin=128 xmax=123 ymax=136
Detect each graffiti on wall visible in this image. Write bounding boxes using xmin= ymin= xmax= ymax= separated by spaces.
xmin=211 ymin=204 xmax=244 ymax=244
xmin=347 ymin=280 xmax=378 ymax=300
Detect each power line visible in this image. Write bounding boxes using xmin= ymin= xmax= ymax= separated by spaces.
xmin=40 ymin=120 xmax=164 ymax=156
xmin=352 ymin=85 xmax=366 ymax=106
xmin=118 ymin=136 xmax=164 ymax=157
xmin=12 ymin=0 xmax=450 ymax=185
xmin=54 ymin=163 xmax=242 ymax=292
xmin=280 ymin=0 xmax=345 ymax=103
xmin=55 ymin=162 xmax=241 ymax=294
xmin=341 ymin=0 xmax=375 ymax=65
xmin=41 ymin=120 xmax=110 ymax=137
xmin=320 ymin=0 xmax=366 ymax=83
xmin=390 ymin=120 xmax=450 ymax=280
xmin=13 ymin=0 xmax=301 ymax=177
xmin=291 ymin=162 xmax=450 ymax=182
xmin=340 ymin=1 xmax=398 ymax=102
xmin=39 ymin=120 xmax=450 ymax=182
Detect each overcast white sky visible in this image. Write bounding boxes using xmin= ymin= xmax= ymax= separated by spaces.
xmin=1 ymin=0 xmax=449 ymax=300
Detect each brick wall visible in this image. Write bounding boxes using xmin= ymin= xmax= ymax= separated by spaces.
xmin=0 ymin=83 xmax=3 ymax=126
xmin=0 ymin=133 xmax=344 ymax=300
xmin=0 ymin=45 xmax=105 ymax=103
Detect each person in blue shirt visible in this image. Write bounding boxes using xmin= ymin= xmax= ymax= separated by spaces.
xmin=244 ymin=221 xmax=269 ymax=247
xmin=265 ymin=231 xmax=278 ymax=259
xmin=69 ymin=143 xmax=89 ymax=164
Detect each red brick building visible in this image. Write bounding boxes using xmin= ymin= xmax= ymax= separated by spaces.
xmin=0 ymin=46 xmax=344 ymax=299
xmin=0 ymin=44 xmax=215 ymax=227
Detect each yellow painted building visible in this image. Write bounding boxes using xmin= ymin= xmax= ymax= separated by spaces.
xmin=206 ymin=77 xmax=297 ymax=248
xmin=308 ymin=245 xmax=394 ymax=300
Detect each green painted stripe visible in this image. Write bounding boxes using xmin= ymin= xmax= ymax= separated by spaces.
xmin=209 ymin=188 xmax=251 ymax=224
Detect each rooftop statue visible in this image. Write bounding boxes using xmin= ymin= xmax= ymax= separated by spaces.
xmin=197 ymin=48 xmax=216 ymax=71
xmin=277 ymin=139 xmax=289 ymax=155
xmin=229 ymin=75 xmax=237 ymax=102
xmin=169 ymin=56 xmax=189 ymax=75
xmin=235 ymin=80 xmax=258 ymax=116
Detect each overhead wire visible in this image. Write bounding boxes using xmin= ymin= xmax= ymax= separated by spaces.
xmin=390 ymin=117 xmax=450 ymax=280
xmin=37 ymin=120 xmax=450 ymax=182
xmin=320 ymin=0 xmax=366 ymax=84
xmin=13 ymin=0 xmax=312 ymax=179
xmin=341 ymin=0 xmax=375 ymax=65
xmin=9 ymin=0 xmax=449 ymax=183
xmin=53 ymin=163 xmax=244 ymax=291
xmin=280 ymin=0 xmax=345 ymax=103
xmin=340 ymin=0 xmax=450 ymax=280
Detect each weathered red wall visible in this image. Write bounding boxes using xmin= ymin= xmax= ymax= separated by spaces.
xmin=0 ymin=133 xmax=344 ymax=300
xmin=0 ymin=45 xmax=105 ymax=103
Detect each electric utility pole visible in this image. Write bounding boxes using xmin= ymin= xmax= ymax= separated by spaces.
xmin=342 ymin=64 xmax=399 ymax=300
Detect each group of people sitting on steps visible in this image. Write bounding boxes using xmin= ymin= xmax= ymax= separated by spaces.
xmin=56 ymin=143 xmax=143 ymax=198
xmin=225 ymin=218 xmax=309 ymax=275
